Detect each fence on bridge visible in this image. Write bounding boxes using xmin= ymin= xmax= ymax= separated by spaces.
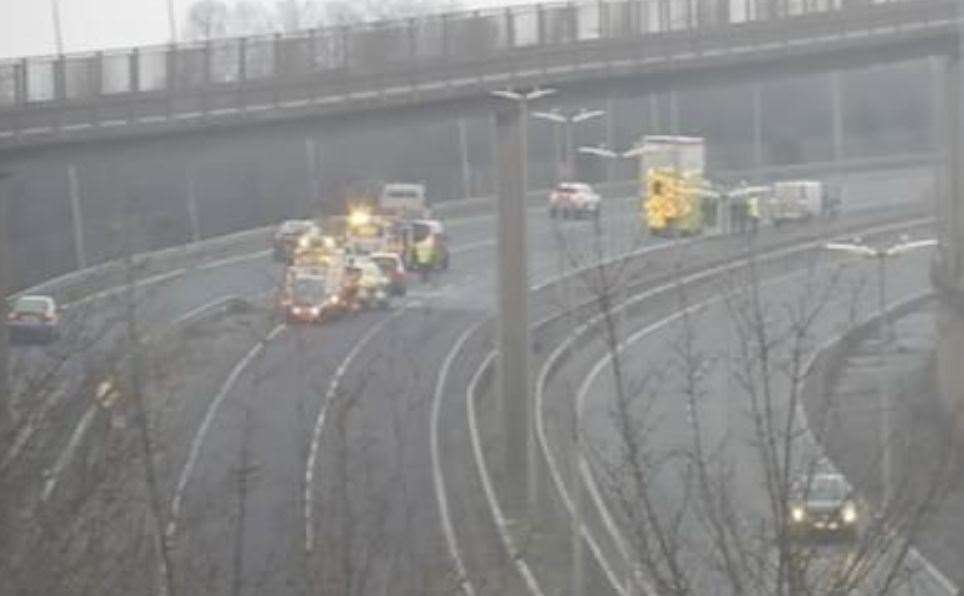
xmin=0 ymin=0 xmax=953 ymax=142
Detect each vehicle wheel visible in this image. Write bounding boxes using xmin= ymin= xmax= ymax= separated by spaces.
xmin=441 ymin=254 xmax=450 ymax=271
xmin=550 ymin=208 xmax=557 ymax=219
xmin=563 ymin=209 xmax=571 ymax=220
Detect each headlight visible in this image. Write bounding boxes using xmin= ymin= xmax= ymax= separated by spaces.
xmin=298 ymin=236 xmax=310 ymax=249
xmin=310 ymin=306 xmax=321 ymax=317
xmin=291 ymin=306 xmax=304 ymax=315
xmin=791 ymin=506 xmax=805 ymax=523
xmin=330 ymin=295 xmax=340 ymax=305
xmin=842 ymin=502 xmax=857 ymax=524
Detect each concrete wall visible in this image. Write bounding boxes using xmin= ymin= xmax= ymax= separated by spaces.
xmin=0 ymin=59 xmax=937 ymax=290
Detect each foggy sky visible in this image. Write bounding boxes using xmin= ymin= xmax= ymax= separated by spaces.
xmin=0 ymin=0 xmax=529 ymax=59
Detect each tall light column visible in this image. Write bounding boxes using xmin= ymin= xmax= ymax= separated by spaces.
xmin=491 ymin=87 xmax=555 ymax=512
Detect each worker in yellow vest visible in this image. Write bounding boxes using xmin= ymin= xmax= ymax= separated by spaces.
xmin=414 ymin=237 xmax=436 ymax=282
xmin=747 ymin=194 xmax=761 ymax=235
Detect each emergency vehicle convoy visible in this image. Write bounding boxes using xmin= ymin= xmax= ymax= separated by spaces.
xmin=273 ymin=182 xmax=449 ymax=323
xmin=638 ymin=135 xmax=717 ymax=237
xmin=636 ymin=135 xmax=838 ymax=236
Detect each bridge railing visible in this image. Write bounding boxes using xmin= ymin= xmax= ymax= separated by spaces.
xmin=0 ymin=0 xmax=953 ymax=141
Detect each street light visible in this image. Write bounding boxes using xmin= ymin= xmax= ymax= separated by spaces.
xmin=489 ymin=87 xmax=555 ymax=516
xmin=0 ymin=172 xmax=11 ymax=437
xmin=50 ymin=0 xmax=64 ymax=55
xmin=531 ymin=108 xmax=606 ymax=181
xmin=824 ymin=236 xmax=939 ymax=342
xmin=577 ymin=143 xmax=639 ymax=160
xmin=166 ymin=0 xmax=179 ymax=43
xmin=823 ymin=235 xmax=938 ymax=506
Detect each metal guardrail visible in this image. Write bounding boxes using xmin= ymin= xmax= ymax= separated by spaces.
xmin=13 ymin=150 xmax=937 ymax=305
xmin=0 ymin=0 xmax=956 ymax=147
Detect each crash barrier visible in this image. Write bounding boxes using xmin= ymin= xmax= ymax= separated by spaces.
xmin=14 ymin=151 xmax=936 ymax=307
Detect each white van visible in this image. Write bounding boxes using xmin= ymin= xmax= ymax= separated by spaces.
xmin=770 ymin=180 xmax=822 ymax=225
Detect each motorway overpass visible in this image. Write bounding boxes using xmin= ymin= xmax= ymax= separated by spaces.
xmin=0 ymin=0 xmax=958 ymax=151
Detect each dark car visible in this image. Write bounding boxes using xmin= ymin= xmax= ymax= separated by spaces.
xmin=787 ymin=473 xmax=859 ymax=541
xmin=7 ymin=295 xmax=61 ymax=343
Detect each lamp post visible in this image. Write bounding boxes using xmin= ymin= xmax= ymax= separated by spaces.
xmin=50 ymin=0 xmax=65 ymax=55
xmin=531 ymin=108 xmax=606 ymax=182
xmin=0 ymin=172 xmax=12 ymax=438
xmin=489 ymin=87 xmax=555 ymax=514
xmin=166 ymin=0 xmax=178 ymax=43
xmin=824 ymin=236 xmax=939 ymax=505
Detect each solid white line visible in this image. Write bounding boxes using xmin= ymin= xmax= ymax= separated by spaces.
xmin=466 ymin=352 xmax=545 ymax=596
xmin=171 ymin=294 xmax=239 ymax=326
xmin=303 ymin=310 xmax=404 ymax=553
xmin=67 ymin=267 xmax=187 ymax=308
xmin=41 ymin=402 xmax=99 ymax=502
xmin=196 ymin=249 xmax=270 ymax=271
xmin=431 ymin=323 xmax=481 ymax=596
xmin=167 ymin=323 xmax=285 ymax=539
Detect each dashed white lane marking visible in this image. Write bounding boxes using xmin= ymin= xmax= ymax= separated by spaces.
xmin=304 ymin=310 xmax=405 ymax=552
xmin=167 ymin=323 xmax=285 ymax=539
xmin=431 ymin=323 xmax=481 ymax=596
xmin=42 ymin=403 xmax=99 ymax=502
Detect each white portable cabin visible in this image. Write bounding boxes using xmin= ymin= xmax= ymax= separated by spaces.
xmin=636 ymin=135 xmax=706 ymax=177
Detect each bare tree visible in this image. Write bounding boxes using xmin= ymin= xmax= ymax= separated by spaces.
xmin=548 ymin=218 xmax=958 ymax=595
xmin=186 ymin=0 xmax=229 ymax=41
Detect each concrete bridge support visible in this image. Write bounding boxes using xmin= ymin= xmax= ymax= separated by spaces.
xmin=935 ymin=22 xmax=964 ymax=427
xmin=753 ymin=83 xmax=764 ymax=172
xmin=831 ymin=71 xmax=845 ymax=164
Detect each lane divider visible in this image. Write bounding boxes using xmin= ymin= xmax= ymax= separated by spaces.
xmin=304 ymin=310 xmax=406 ymax=553
xmin=167 ymin=323 xmax=286 ymax=539
xmin=431 ymin=323 xmax=482 ymax=596
xmin=466 ymin=352 xmax=546 ymax=596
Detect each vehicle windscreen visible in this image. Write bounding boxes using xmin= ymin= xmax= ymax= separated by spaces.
xmin=291 ymin=278 xmax=327 ymax=303
xmin=808 ymin=477 xmax=848 ymax=501
xmin=14 ymin=297 xmax=49 ymax=315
